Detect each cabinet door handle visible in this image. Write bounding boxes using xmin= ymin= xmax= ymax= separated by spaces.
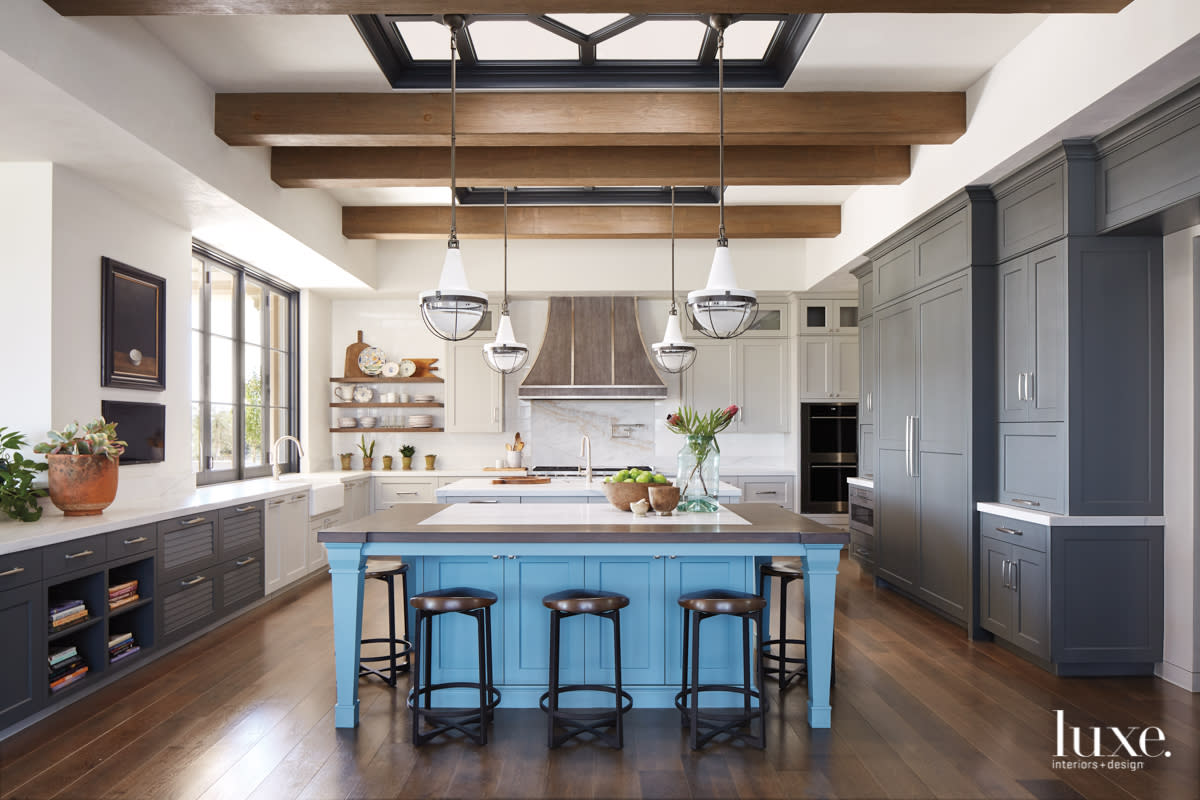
xmin=492 ymin=555 xmax=501 ymax=559
xmin=122 ymin=536 xmax=148 ymax=545
xmin=235 ymin=505 xmax=256 ymax=513
xmin=236 ymin=556 xmax=256 ymax=567
xmin=507 ymin=554 xmax=517 ymax=559
xmin=904 ymin=416 xmax=912 ymax=477
xmin=653 ymin=555 xmax=662 ymax=559
xmin=1001 ymin=559 xmax=1010 ymax=589
xmin=1010 ymin=498 xmax=1041 ymax=507
xmin=1011 ymin=561 xmax=1020 ymax=592
xmin=669 ymin=555 xmax=677 ymax=559
xmin=1026 ymin=372 xmax=1035 ymax=403
xmin=1017 ymin=372 xmax=1025 ymax=402
xmin=181 ymin=516 xmax=206 ymax=526
xmin=995 ymin=527 xmax=1022 ymax=536
xmin=0 ymin=566 xmax=26 ymax=577
xmin=180 ymin=575 xmax=207 ymax=587
xmin=64 ymin=549 xmax=95 ymax=560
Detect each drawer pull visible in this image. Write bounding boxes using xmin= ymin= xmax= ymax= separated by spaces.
xmin=122 ymin=536 xmax=148 ymax=546
xmin=235 ymin=505 xmax=256 ymax=513
xmin=181 ymin=516 xmax=207 ymax=526
xmin=180 ymin=575 xmax=207 ymax=587
xmin=269 ymin=498 xmax=286 ymax=507
xmin=995 ymin=527 xmax=1022 ymax=536
xmin=1010 ymin=498 xmax=1041 ymax=507
xmin=235 ymin=556 xmax=256 ymax=567
xmin=0 ymin=566 xmax=26 ymax=577
xmin=507 ymin=554 xmax=517 ymax=559
xmin=653 ymin=555 xmax=662 ymax=559
xmin=492 ymin=555 xmax=501 ymax=559
xmin=854 ymin=546 xmax=872 ymax=557
xmin=469 ymin=500 xmax=499 ymax=504
xmin=64 ymin=549 xmax=95 ymax=560
xmin=395 ymin=491 xmax=419 ymax=496
xmin=755 ymin=491 xmax=778 ymax=496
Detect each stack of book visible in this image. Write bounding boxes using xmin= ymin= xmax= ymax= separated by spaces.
xmin=108 ymin=632 xmax=140 ymax=664
xmin=108 ymin=580 xmax=140 ymax=611
xmin=49 ymin=599 xmax=88 ymax=631
xmin=48 ymin=646 xmax=88 ymax=692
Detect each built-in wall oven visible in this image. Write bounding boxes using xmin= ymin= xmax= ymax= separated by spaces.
xmin=800 ymin=403 xmax=858 ymax=513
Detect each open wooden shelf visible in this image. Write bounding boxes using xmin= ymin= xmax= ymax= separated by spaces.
xmin=47 ymin=616 xmax=100 ymax=642
xmin=329 ymin=376 xmax=443 ymax=384
xmin=329 ymin=402 xmax=443 ymax=408
xmin=330 ymin=427 xmax=444 ymax=433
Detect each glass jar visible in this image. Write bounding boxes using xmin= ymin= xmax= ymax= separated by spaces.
xmin=676 ymin=434 xmax=720 ymax=512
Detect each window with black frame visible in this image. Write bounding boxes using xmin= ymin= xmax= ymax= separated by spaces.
xmin=191 ymin=245 xmax=299 ymax=485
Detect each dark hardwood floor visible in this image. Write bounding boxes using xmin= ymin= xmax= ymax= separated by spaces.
xmin=2 ymin=556 xmax=1196 ymax=800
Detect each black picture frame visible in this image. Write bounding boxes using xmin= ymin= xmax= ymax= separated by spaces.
xmin=101 ymin=257 xmax=166 ymax=391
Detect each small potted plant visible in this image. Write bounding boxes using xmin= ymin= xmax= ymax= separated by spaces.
xmin=358 ymin=435 xmax=375 ymax=470
xmin=381 ymin=454 xmax=393 ymax=470
xmin=338 ymin=452 xmax=353 ymax=470
xmin=0 ymin=427 xmax=48 ymax=522
xmin=399 ymin=444 xmax=415 ymax=470
xmin=34 ymin=418 xmax=126 ymax=516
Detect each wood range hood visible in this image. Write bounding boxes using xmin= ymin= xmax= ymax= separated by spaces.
xmin=519 ymin=297 xmax=667 ymax=400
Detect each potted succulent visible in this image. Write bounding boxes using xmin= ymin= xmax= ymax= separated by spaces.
xmin=399 ymin=444 xmax=415 ymax=470
xmin=0 ymin=428 xmax=48 ymax=522
xmin=34 ymin=418 xmax=126 ymax=517
xmin=358 ymin=435 xmax=375 ymax=471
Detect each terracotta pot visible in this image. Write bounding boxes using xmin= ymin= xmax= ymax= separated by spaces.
xmin=424 ymin=454 xmax=437 ymax=470
xmin=339 ymin=454 xmax=352 ymax=470
xmin=402 ymin=456 xmax=413 ymax=470
xmin=382 ymin=455 xmax=393 ymax=471
xmin=362 ymin=456 xmax=374 ymax=471
xmin=46 ymin=454 xmax=118 ymax=517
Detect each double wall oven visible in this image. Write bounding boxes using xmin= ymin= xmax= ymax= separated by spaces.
xmin=800 ymin=403 xmax=858 ymax=514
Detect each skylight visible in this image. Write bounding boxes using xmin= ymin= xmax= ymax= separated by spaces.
xmin=595 ymin=20 xmax=708 ymax=62
xmin=470 ymin=21 xmax=580 ymax=61
xmin=546 ymin=14 xmax=627 ymax=35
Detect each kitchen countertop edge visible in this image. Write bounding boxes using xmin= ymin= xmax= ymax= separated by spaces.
xmin=976 ymin=502 xmax=1165 ymax=527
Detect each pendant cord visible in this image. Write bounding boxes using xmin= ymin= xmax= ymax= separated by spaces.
xmin=717 ymin=26 xmax=727 ymax=247
xmin=448 ymin=21 xmax=459 ymax=248
xmin=670 ymin=185 xmax=677 ymax=313
xmin=502 ymin=187 xmax=509 ymax=312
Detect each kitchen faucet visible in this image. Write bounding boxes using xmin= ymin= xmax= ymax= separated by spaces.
xmin=579 ymin=435 xmax=592 ymax=483
xmin=272 ymin=435 xmax=305 ymax=480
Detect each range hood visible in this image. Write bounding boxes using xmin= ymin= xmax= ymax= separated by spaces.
xmin=519 ymin=297 xmax=667 ymax=400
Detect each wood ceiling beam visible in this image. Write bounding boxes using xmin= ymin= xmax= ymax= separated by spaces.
xmin=342 ymin=204 xmax=840 ymax=239
xmin=44 ymin=1 xmax=1135 ymax=16
xmin=217 ymin=92 xmax=965 ymax=148
xmin=272 ymin=145 xmax=910 ymax=188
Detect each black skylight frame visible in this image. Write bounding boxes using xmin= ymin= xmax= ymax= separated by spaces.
xmin=455 ymin=187 xmax=720 ymax=205
xmin=352 ymin=13 xmax=822 ymax=89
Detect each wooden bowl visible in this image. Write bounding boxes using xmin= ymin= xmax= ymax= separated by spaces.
xmin=647 ymin=484 xmax=681 ymax=514
xmin=602 ymin=481 xmax=650 ymax=511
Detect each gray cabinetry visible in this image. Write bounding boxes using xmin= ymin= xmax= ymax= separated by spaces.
xmin=157 ymin=512 xmax=218 ymax=582
xmin=219 ymin=502 xmax=264 ymax=560
xmin=979 ymin=534 xmax=1049 ymax=661
xmin=997 ymin=423 xmax=1065 ymax=513
xmin=0 ymin=581 xmax=43 ymax=729
xmin=997 ymin=241 xmax=1066 ymax=423
xmin=858 ymin=315 xmax=875 ymax=425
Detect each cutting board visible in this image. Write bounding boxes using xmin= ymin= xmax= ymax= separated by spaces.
xmin=482 ymin=467 xmax=526 ymax=472
xmin=343 ymin=330 xmax=370 ymax=378
xmin=491 ymin=477 xmax=552 ymax=485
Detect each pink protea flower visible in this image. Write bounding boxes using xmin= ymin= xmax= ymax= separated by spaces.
xmin=723 ymin=405 xmax=739 ymax=419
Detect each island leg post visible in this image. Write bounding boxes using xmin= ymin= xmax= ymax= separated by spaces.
xmin=799 ymin=544 xmax=842 ymax=729
xmin=326 ymin=543 xmax=367 ymax=728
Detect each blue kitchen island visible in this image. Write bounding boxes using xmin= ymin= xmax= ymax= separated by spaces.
xmin=319 ymin=502 xmax=848 ymax=730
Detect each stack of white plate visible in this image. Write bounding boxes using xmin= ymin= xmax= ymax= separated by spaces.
xmin=407 ymin=414 xmax=434 ymax=429
xmin=360 ymin=416 xmax=378 ymax=429
xmin=413 ymin=394 xmax=436 ymax=403
xmin=337 ymin=417 xmax=357 ymax=428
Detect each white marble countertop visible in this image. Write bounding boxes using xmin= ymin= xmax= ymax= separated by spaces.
xmin=420 ymin=502 xmax=751 ymax=527
xmin=367 ymin=468 xmax=527 ymax=479
xmin=436 ymin=477 xmax=742 ymax=498
xmin=719 ymin=465 xmax=797 ymax=477
xmin=976 ymin=502 xmax=1165 ymax=527
xmin=846 ymin=477 xmax=874 ymax=489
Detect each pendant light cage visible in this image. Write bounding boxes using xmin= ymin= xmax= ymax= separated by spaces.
xmin=419 ymin=14 xmax=489 ymax=342
xmin=652 ymin=187 xmax=698 ymax=374
xmin=685 ymin=15 xmax=758 ymax=340
xmin=483 ymin=188 xmax=530 ymax=374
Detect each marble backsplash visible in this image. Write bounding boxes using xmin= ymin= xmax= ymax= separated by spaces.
xmin=528 ymin=400 xmax=657 ymax=468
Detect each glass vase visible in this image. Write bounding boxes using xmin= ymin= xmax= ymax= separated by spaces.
xmin=676 ymin=434 xmax=720 ymax=512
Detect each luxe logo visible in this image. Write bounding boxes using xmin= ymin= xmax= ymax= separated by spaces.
xmin=1052 ymin=710 xmax=1170 ymax=771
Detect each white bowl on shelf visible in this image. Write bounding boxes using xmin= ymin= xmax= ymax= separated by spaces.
xmin=337 ymin=417 xmax=357 ymax=428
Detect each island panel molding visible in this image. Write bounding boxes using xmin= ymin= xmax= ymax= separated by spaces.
xmin=343 ymin=204 xmax=841 ymax=240
xmin=215 ymin=92 xmax=966 ymax=148
xmin=271 ymin=145 xmax=912 ymax=188
xmin=44 ymin=1 xmax=1137 ymax=15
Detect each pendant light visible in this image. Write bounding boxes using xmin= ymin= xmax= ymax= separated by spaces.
xmin=652 ymin=187 xmax=698 ymax=374
xmin=685 ymin=15 xmax=758 ymax=340
xmin=483 ymin=189 xmax=530 ymax=374
xmin=418 ymin=14 xmax=488 ymax=342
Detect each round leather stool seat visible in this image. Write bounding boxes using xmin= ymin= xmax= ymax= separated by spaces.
xmin=365 ymin=558 xmax=407 ymax=579
xmin=678 ymin=589 xmax=766 ymax=615
xmin=410 ymin=587 xmax=497 ymax=613
xmin=543 ymin=589 xmax=630 ymax=614
xmin=759 ymin=560 xmax=803 ymax=579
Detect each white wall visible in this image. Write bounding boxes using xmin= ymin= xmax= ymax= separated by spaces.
xmin=50 ymin=165 xmax=195 ymax=500
xmin=300 ymin=289 xmax=333 ymax=473
xmin=0 ymin=163 xmax=54 ymax=446
xmin=1160 ymin=224 xmax=1200 ymax=691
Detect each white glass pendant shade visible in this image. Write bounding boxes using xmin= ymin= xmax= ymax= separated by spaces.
xmin=651 ymin=309 xmax=697 ymax=374
xmin=482 ymin=311 xmax=529 ymax=374
xmin=686 ymin=244 xmax=758 ymax=339
xmin=419 ymin=245 xmax=489 ymax=341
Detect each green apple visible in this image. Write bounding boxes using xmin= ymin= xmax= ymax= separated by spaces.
xmin=623 ymin=478 xmax=636 ymax=483
xmin=653 ymin=473 xmax=668 ymax=484
xmin=614 ymin=470 xmax=630 ymax=481
xmin=635 ymin=472 xmax=652 ymax=484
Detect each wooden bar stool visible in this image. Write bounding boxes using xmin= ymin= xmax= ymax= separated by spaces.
xmin=359 ymin=558 xmax=413 ymax=687
xmin=674 ymin=589 xmax=767 ymax=750
xmin=407 ymin=587 xmax=501 ymax=746
xmin=539 ymin=589 xmax=634 ymax=749
xmin=758 ymin=560 xmax=835 ymax=690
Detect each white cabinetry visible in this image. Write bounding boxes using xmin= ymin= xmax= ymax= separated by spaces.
xmin=445 ymin=340 xmax=504 ymax=433
xmin=308 ymin=509 xmax=343 ymax=573
xmin=799 ymin=336 xmax=860 ymax=401
xmin=685 ymin=339 xmax=789 ymax=433
xmin=374 ymin=477 xmax=436 ymax=510
xmin=265 ymin=491 xmax=309 ymax=594
xmin=343 ymin=477 xmax=371 ymax=522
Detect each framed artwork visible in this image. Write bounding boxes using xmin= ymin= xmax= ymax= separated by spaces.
xmin=101 ymin=257 xmax=166 ymax=391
